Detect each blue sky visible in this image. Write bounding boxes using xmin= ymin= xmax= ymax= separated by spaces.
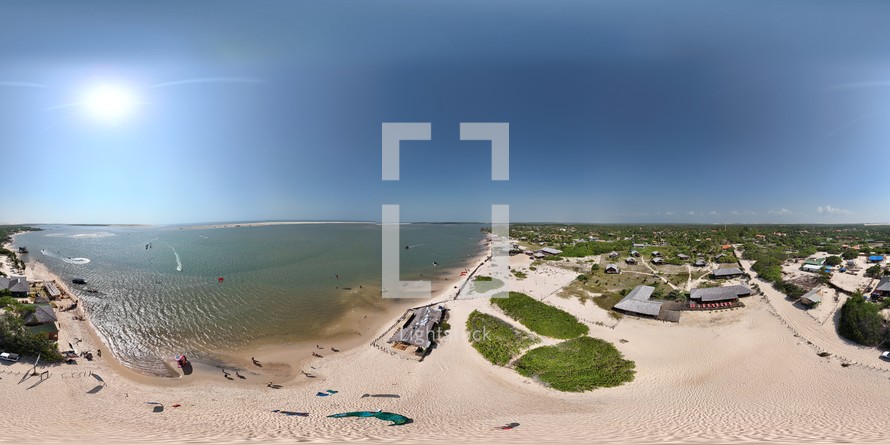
xmin=1 ymin=1 xmax=888 ymax=224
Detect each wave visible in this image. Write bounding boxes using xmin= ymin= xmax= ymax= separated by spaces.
xmin=40 ymin=249 xmax=90 ymax=264
xmin=168 ymin=245 xmax=183 ymax=272
xmin=198 ymin=235 xmax=208 ymax=239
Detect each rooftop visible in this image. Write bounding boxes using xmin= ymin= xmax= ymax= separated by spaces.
xmin=690 ymin=285 xmax=752 ymax=302
xmin=713 ymin=267 xmax=744 ymax=277
xmin=388 ymin=305 xmax=444 ymax=350
xmin=613 ymin=285 xmax=662 ymax=317
xmin=800 ymin=288 xmax=823 ymax=304
xmin=0 ymin=276 xmax=29 ymax=293
xmin=24 ymin=304 xmax=57 ymax=326
xmin=44 ymin=282 xmax=61 ymax=298
xmin=876 ymin=277 xmax=890 ymax=293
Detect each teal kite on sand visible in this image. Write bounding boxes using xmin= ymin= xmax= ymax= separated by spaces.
xmin=327 ymin=411 xmax=412 ymax=426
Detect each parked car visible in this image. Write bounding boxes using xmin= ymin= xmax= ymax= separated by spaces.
xmin=0 ymin=352 xmax=20 ymax=362
xmin=880 ymin=351 xmax=890 ymax=361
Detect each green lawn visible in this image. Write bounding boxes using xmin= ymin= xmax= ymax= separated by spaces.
xmin=491 ymin=292 xmax=589 ymax=339
xmin=514 ymin=336 xmax=635 ymax=392
xmin=465 ymin=310 xmax=539 ymax=366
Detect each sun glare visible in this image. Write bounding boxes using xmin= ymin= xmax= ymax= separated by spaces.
xmin=82 ymin=84 xmax=138 ymax=123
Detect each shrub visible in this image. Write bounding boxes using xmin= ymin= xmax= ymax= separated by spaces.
xmin=514 ymin=337 xmax=635 ymax=392
xmin=492 ymin=292 xmax=589 ymax=339
xmin=0 ymin=314 xmax=63 ymax=362
xmin=838 ymin=293 xmax=886 ymax=347
xmin=824 ymin=256 xmax=843 ymax=267
xmin=466 ymin=310 xmax=538 ymax=366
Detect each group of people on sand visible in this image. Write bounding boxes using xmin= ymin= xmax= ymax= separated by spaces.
xmin=240 ymin=345 xmax=340 ymax=385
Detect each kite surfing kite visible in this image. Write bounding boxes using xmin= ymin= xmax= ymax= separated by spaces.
xmin=327 ymin=411 xmax=412 ymax=426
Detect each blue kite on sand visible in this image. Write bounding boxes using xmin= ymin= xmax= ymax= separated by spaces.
xmin=327 ymin=411 xmax=412 ymax=426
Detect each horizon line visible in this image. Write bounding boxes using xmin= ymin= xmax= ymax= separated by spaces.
xmin=4 ymin=220 xmax=890 ymax=227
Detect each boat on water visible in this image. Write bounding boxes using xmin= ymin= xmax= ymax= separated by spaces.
xmin=175 ymin=354 xmax=189 ymax=368
xmin=86 ymin=289 xmax=99 ymax=294
xmin=72 ymin=278 xmax=86 ymax=285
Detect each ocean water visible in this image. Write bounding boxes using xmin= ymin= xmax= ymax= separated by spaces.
xmin=14 ymin=223 xmax=486 ymax=375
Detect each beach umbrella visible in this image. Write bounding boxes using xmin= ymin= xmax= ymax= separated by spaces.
xmin=218 ymin=277 xmax=224 ymax=283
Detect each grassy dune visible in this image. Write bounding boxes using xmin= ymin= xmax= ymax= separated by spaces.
xmin=491 ymin=292 xmax=589 ymax=339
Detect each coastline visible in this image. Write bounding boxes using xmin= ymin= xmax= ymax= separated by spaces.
xmin=4 ymin=232 xmax=890 ymax=443
xmin=5 ymin=229 xmax=491 ymax=385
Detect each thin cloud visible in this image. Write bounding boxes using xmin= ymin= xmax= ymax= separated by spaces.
xmin=709 ymin=211 xmax=718 ymax=215
xmin=816 ymin=205 xmax=852 ymax=215
xmin=769 ymin=208 xmax=793 ymax=216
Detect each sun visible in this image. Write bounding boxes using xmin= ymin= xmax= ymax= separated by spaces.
xmin=81 ymin=84 xmax=139 ymax=123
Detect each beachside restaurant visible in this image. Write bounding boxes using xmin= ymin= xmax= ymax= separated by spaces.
xmin=613 ymin=285 xmax=681 ymax=322
xmin=688 ymin=285 xmax=752 ymax=310
xmin=387 ymin=305 xmax=446 ymax=357
xmin=43 ymin=281 xmax=62 ymax=300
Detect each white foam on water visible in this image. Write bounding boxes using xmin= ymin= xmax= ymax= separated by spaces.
xmin=168 ymin=245 xmax=183 ymax=272
xmin=45 ymin=231 xmax=116 ymax=239
xmin=40 ymin=249 xmax=91 ymax=264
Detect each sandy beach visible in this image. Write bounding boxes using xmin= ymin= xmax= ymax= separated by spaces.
xmin=3 ymin=241 xmax=890 ymax=444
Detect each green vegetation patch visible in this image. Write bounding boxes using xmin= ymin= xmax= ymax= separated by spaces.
xmin=491 ymin=292 xmax=589 ymax=339
xmin=838 ymin=293 xmax=887 ymax=347
xmin=0 ymin=314 xmax=63 ymax=362
xmin=466 ymin=310 xmax=538 ymax=366
xmin=514 ymin=336 xmax=635 ymax=392
xmin=472 ymin=277 xmax=505 ymax=293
